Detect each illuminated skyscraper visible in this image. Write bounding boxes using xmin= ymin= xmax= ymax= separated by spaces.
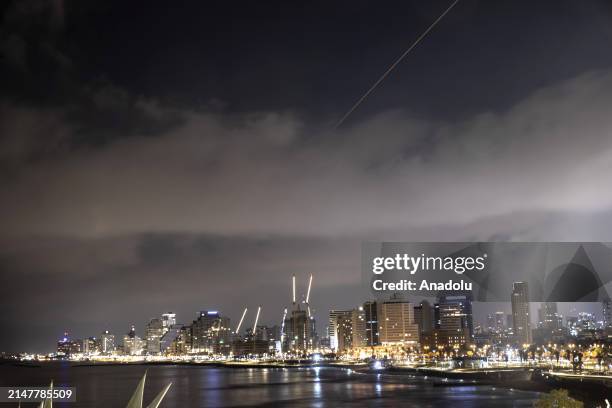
xmin=191 ymin=311 xmax=232 ymax=355
xmin=123 ymin=325 xmax=145 ymax=355
xmin=284 ymin=308 xmax=314 ymax=352
xmin=336 ymin=313 xmax=353 ymax=352
xmin=101 ymin=330 xmax=116 ymax=354
xmin=57 ymin=332 xmax=82 ymax=356
xmin=378 ymin=298 xmax=419 ymax=346
xmin=283 ymin=274 xmax=317 ymax=353
xmin=495 ymin=311 xmax=505 ymax=331
xmin=82 ymin=337 xmax=100 ymax=355
xmin=363 ymin=301 xmax=379 ymax=346
xmin=511 ymin=282 xmax=532 ymax=345
xmin=351 ymin=306 xmax=367 ymax=348
xmin=161 ymin=313 xmax=176 ymax=334
xmin=436 ymin=302 xmax=470 ymax=346
xmin=603 ymin=301 xmax=612 ymax=329
xmin=328 ymin=310 xmax=352 ymax=350
xmin=438 ymin=292 xmax=473 ymax=338
xmin=537 ymin=302 xmax=563 ymax=331
xmin=145 ymin=318 xmax=164 ymax=355
xmin=577 ymin=312 xmax=596 ymax=331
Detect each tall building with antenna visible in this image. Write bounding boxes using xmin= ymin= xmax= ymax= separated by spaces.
xmin=283 ymin=274 xmax=317 ymax=353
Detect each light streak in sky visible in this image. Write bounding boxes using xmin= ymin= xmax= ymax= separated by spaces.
xmin=335 ymin=0 xmax=460 ymax=129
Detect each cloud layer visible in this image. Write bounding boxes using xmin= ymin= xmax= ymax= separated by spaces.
xmin=2 ymin=70 xmax=612 ymax=239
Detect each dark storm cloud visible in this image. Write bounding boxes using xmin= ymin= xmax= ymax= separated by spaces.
xmin=3 ymin=70 xmax=612 ymax=238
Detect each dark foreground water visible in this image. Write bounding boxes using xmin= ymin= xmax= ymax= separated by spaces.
xmin=0 ymin=363 xmax=543 ymax=407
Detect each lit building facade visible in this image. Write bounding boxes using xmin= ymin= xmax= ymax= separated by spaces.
xmin=191 ymin=311 xmax=232 ymax=355
xmin=57 ymin=332 xmax=82 ymax=356
xmin=328 ymin=310 xmax=352 ymax=351
xmin=336 ymin=313 xmax=353 ymax=352
xmin=511 ymin=282 xmax=532 ymax=345
xmin=363 ymin=301 xmax=379 ymax=346
xmin=378 ymin=299 xmax=419 ymax=346
xmin=100 ymin=330 xmax=116 ymax=354
xmin=284 ymin=307 xmax=315 ymax=353
xmin=161 ymin=312 xmax=177 ymax=334
xmin=603 ymin=301 xmax=612 ymax=329
xmin=436 ymin=302 xmax=470 ymax=347
xmin=146 ymin=318 xmax=164 ymax=355
xmin=351 ymin=306 xmax=367 ymax=348
xmin=123 ymin=324 xmax=145 ymax=355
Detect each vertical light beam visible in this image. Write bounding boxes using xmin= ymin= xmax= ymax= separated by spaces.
xmin=235 ymin=307 xmax=248 ymax=334
xmin=280 ymin=307 xmax=288 ymax=343
xmin=292 ymin=275 xmax=296 ymax=305
xmin=253 ymin=306 xmax=261 ymax=335
xmin=306 ymin=274 xmax=313 ymax=304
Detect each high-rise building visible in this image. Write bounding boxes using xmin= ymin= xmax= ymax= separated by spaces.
xmin=485 ymin=311 xmax=508 ymax=345
xmin=284 ymin=307 xmax=315 ymax=352
xmin=533 ymin=302 xmax=565 ymax=344
xmin=432 ymin=292 xmax=473 ymax=347
xmin=495 ymin=311 xmax=505 ymax=331
xmin=414 ymin=300 xmax=434 ymax=343
xmin=438 ymin=292 xmax=474 ymax=339
xmin=282 ymin=274 xmax=317 ymax=353
xmin=436 ymin=302 xmax=470 ymax=347
xmin=57 ymin=332 xmax=82 ymax=356
xmin=123 ymin=325 xmax=145 ymax=355
xmin=577 ymin=312 xmax=597 ymax=331
xmin=336 ymin=313 xmax=353 ymax=352
xmin=378 ymin=298 xmax=419 ymax=346
xmin=328 ymin=310 xmax=352 ymax=350
xmin=161 ymin=324 xmax=191 ymax=355
xmin=191 ymin=311 xmax=232 ymax=355
xmin=351 ymin=306 xmax=367 ymax=348
xmin=363 ymin=301 xmax=379 ymax=346
xmin=603 ymin=301 xmax=612 ymax=329
xmin=511 ymin=282 xmax=532 ymax=345
xmin=160 ymin=325 xmax=181 ymax=354
xmin=161 ymin=313 xmax=176 ymax=334
xmin=487 ymin=314 xmax=496 ymax=332
xmin=100 ymin=330 xmax=116 ymax=354
xmin=253 ymin=325 xmax=281 ymax=343
xmin=82 ymin=337 xmax=100 ymax=354
xmin=538 ymin=302 xmax=563 ymax=330
xmin=146 ymin=318 xmax=164 ymax=355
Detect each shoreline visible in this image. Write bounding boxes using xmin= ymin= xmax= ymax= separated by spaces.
xmin=4 ymin=360 xmax=609 ymax=407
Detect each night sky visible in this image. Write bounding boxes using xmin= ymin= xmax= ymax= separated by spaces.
xmin=2 ymin=0 xmax=612 ymax=352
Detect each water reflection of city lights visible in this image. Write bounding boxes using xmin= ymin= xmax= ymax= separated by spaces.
xmin=313 ymin=381 xmax=321 ymax=398
xmin=313 ymin=366 xmax=321 ymax=376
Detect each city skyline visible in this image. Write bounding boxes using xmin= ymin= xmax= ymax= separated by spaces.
xmin=47 ymin=282 xmax=611 ymax=359
xmin=22 ymin=285 xmax=610 ymax=354
xmin=2 ymin=264 xmax=609 ymax=353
